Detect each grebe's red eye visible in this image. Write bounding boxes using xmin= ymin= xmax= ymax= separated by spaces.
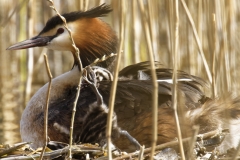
xmin=57 ymin=28 xmax=64 ymax=34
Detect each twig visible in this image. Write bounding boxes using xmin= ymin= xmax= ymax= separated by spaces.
xmin=81 ymin=67 xmax=104 ymax=105
xmin=1 ymin=145 xmax=104 ymax=160
xmin=90 ymin=53 xmax=117 ymax=66
xmin=114 ymin=138 xmax=191 ymax=160
xmin=137 ymin=1 xmax=158 ymax=159
xmin=180 ymin=0 xmax=212 ymax=84
xmin=0 ymin=142 xmax=30 ymax=157
xmin=138 ymin=145 xmax=145 ymax=160
xmin=188 ymin=125 xmax=199 ymax=159
xmin=39 ymin=54 xmax=52 ymax=160
xmin=47 ymin=0 xmax=80 ymax=66
xmin=47 ymin=1 xmax=83 ymax=159
xmin=198 ymin=129 xmax=228 ymax=141
xmin=172 ymin=1 xmax=185 ymax=159
xmin=106 ymin=1 xmax=125 ymax=159
xmin=114 ymin=129 xmax=226 ymax=160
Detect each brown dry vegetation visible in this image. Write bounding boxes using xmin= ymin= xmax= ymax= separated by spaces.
xmin=0 ymin=0 xmax=240 ymax=159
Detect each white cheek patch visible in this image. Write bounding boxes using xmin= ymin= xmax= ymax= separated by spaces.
xmin=43 ymin=23 xmax=76 ymax=51
xmin=46 ymin=32 xmax=72 ymax=51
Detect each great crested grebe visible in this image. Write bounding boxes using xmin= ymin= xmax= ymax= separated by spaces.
xmin=7 ymin=4 xmax=240 ymax=153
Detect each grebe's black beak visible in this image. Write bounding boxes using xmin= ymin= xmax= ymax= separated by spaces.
xmin=7 ymin=35 xmax=53 ymax=50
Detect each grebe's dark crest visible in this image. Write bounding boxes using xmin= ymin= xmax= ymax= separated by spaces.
xmin=7 ymin=4 xmax=118 ymax=68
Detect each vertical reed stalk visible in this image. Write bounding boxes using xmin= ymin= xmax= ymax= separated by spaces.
xmin=106 ymin=1 xmax=125 ymax=159
xmin=137 ymin=0 xmax=158 ymax=159
xmin=212 ymin=14 xmax=217 ymax=98
xmin=181 ymin=0 xmax=212 ymax=84
xmin=172 ymin=0 xmax=185 ymax=159
xmin=39 ymin=54 xmax=52 ymax=160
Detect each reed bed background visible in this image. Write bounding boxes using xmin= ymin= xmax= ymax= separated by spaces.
xmin=0 ymin=0 xmax=240 ymax=149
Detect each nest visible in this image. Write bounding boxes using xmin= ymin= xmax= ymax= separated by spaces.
xmin=0 ymin=129 xmax=238 ymax=160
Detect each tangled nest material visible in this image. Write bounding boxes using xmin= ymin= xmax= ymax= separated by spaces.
xmin=0 ymin=128 xmax=238 ymax=160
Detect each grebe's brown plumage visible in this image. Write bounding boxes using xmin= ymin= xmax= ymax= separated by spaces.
xmin=7 ymin=4 xmax=240 ymax=153
xmin=7 ymin=4 xmax=118 ymax=69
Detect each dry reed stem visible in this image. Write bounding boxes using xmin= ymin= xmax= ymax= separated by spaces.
xmin=114 ymin=139 xmax=191 ymax=160
xmin=79 ymin=0 xmax=83 ymax=10
xmin=0 ymin=0 xmax=28 ymax=28
xmin=39 ymin=54 xmax=52 ymax=160
xmin=166 ymin=0 xmax=174 ymax=66
xmin=25 ymin=1 xmax=34 ymax=106
xmin=197 ymin=0 xmax=203 ymax=75
xmin=138 ymin=145 xmax=145 ymax=160
xmin=137 ymin=1 xmax=158 ymax=159
xmin=187 ymin=125 xmax=199 ymax=159
xmin=98 ymin=0 xmax=105 ymax=6
xmin=2 ymin=145 xmax=103 ymax=160
xmin=34 ymin=48 xmax=48 ymax=72
xmin=106 ymin=1 xmax=125 ymax=159
xmin=90 ymin=53 xmax=117 ymax=67
xmin=228 ymin=0 xmax=236 ymax=86
xmin=172 ymin=0 xmax=185 ymax=159
xmin=47 ymin=0 xmax=80 ymax=63
xmin=131 ymin=0 xmax=139 ymax=63
xmin=0 ymin=142 xmax=30 ymax=157
xmin=218 ymin=0 xmax=231 ymax=91
xmin=84 ymin=0 xmax=89 ymax=11
xmin=113 ymin=137 xmax=193 ymax=160
xmin=180 ymin=0 xmax=212 ymax=84
xmin=47 ymin=1 xmax=83 ymax=159
xmin=212 ymin=14 xmax=217 ymax=98
xmin=147 ymin=0 xmax=159 ymax=60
